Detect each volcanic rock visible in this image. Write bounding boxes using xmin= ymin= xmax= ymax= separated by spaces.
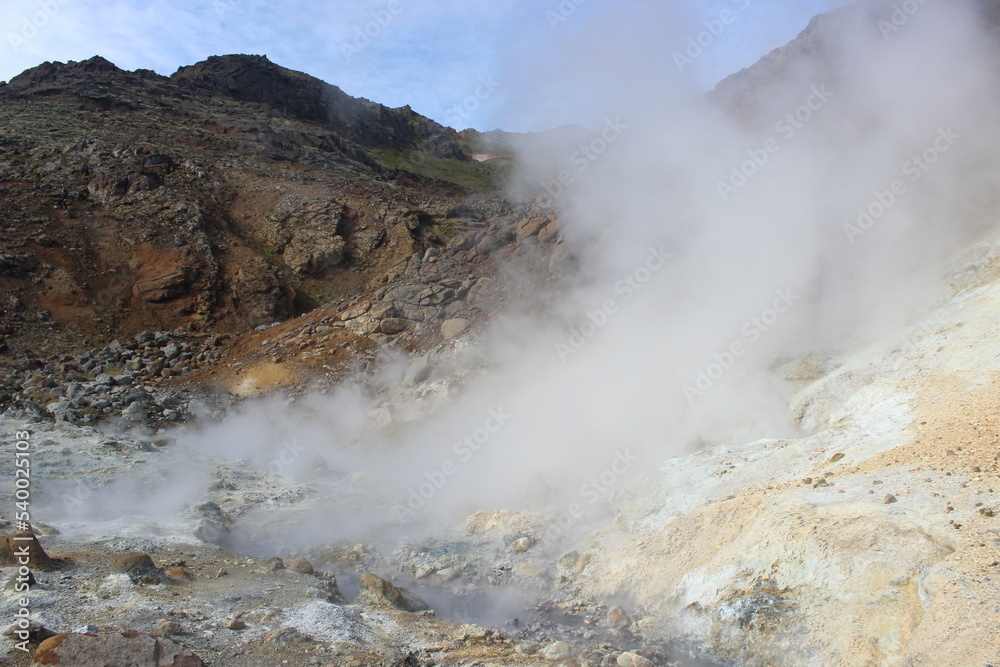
xmin=32 ymin=631 xmax=205 ymax=666
xmin=288 ymin=557 xmax=315 ymax=574
xmin=111 ymin=552 xmax=162 ymax=583
xmin=617 ymin=652 xmax=654 ymax=667
xmin=441 ymin=318 xmax=470 ymax=339
xmin=542 ymin=641 xmax=571 ymax=661
xmin=357 ymin=573 xmax=429 ymax=612
xmin=0 ymin=531 xmax=55 ymax=570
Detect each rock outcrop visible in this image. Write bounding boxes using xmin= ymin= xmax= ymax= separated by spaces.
xmin=33 ymin=631 xmax=205 ymax=666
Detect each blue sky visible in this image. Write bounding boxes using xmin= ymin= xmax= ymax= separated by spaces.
xmin=1 ymin=0 xmax=850 ymax=131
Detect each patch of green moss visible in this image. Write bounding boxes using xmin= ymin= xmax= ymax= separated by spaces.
xmin=373 ymin=148 xmax=503 ymax=191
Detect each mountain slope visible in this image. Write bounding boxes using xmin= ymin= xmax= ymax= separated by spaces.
xmin=0 ymin=55 xmax=507 ymax=357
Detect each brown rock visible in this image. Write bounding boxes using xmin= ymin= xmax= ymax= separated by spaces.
xmin=357 ymin=572 xmax=429 ymax=612
xmin=133 ymin=256 xmax=192 ymax=303
xmin=155 ymin=620 xmax=181 ymax=636
xmin=263 ymin=626 xmax=315 ymax=647
xmin=164 ymin=567 xmax=194 ymax=581
xmin=606 ymin=606 xmax=631 ymax=630
xmin=263 ymin=557 xmax=285 ymax=571
xmin=112 ymin=552 xmax=157 ymax=575
xmin=33 ymin=631 xmax=205 ymax=666
xmin=511 ymin=537 xmax=534 ymax=553
xmin=515 ymin=216 xmax=549 ymax=239
xmin=0 ymin=531 xmax=55 ymax=571
xmin=617 ymin=652 xmax=655 ymax=667
xmin=288 ymin=557 xmax=315 ymax=574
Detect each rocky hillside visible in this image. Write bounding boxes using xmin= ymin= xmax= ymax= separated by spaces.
xmin=0 ymin=53 xmax=563 ymax=425
xmin=0 ymin=54 xmax=511 ymax=356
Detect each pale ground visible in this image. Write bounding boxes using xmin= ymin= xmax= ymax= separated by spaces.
xmin=577 ymin=243 xmax=1000 ymax=665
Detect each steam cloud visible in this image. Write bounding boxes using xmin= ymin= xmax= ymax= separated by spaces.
xmin=78 ymin=1 xmax=1000 ymax=556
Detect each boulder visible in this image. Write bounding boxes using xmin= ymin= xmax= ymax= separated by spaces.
xmin=192 ymin=501 xmax=233 ymax=546
xmin=380 ymin=318 xmax=411 ymax=336
xmin=0 ymin=531 xmax=55 ymax=570
xmin=33 ymin=631 xmax=205 ymax=666
xmin=440 ymin=318 xmax=470 ymax=339
xmin=617 ymin=652 xmax=654 ymax=667
xmin=288 ymin=557 xmax=315 ymax=575
xmin=357 ymin=573 xmax=429 ymax=612
xmin=542 ymin=641 xmax=571 ymax=661
xmin=122 ymin=401 xmax=147 ymax=422
xmin=111 ymin=552 xmax=165 ymax=583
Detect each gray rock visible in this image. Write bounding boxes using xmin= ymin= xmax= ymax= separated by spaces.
xmin=162 ymin=343 xmax=181 ymax=360
xmin=444 ymin=300 xmax=467 ymax=317
xmin=617 ymin=652 xmax=654 ymax=667
xmin=123 ymin=387 xmax=151 ymax=404
xmin=121 ymin=401 xmax=146 ymax=422
xmin=193 ymin=501 xmax=233 ymax=546
xmin=380 ymin=318 xmax=411 ymax=336
xmin=46 ymin=400 xmax=74 ymax=422
xmin=542 ymin=641 xmax=572 ymax=661
xmin=441 ymin=318 xmax=470 ymax=339
xmin=403 ymin=356 xmax=434 ymax=387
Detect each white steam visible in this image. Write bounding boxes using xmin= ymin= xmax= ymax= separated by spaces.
xmin=123 ymin=0 xmax=1000 ymax=553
